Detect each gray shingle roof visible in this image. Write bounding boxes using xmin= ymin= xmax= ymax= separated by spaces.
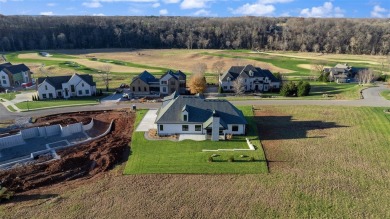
xmin=161 ymin=70 xmax=187 ymax=80
xmin=4 ymin=64 xmax=30 ymax=74
xmin=155 ymin=95 xmax=247 ymax=125
xmin=133 ymin=71 xmax=159 ymax=85
xmin=221 ymin=64 xmax=279 ymax=82
xmin=37 ymin=74 xmax=95 ymax=90
xmin=0 ymin=62 xmax=12 ymax=71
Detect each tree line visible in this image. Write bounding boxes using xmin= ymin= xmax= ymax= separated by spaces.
xmin=0 ymin=15 xmax=389 ymax=55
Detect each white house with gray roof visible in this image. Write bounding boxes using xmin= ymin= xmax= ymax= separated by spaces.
xmin=219 ymin=64 xmax=280 ymax=92
xmin=155 ymin=92 xmax=247 ymax=141
xmin=36 ymin=73 xmax=96 ymax=99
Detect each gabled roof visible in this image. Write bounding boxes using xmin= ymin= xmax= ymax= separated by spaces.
xmin=161 ymin=70 xmax=186 ymax=80
xmin=155 ymin=95 xmax=247 ymax=125
xmin=37 ymin=74 xmax=96 ymax=90
xmin=132 ymin=71 xmax=159 ymax=85
xmin=2 ymin=64 xmax=30 ymax=74
xmin=221 ymin=65 xmax=279 ymax=82
xmin=0 ymin=62 xmax=12 ymax=71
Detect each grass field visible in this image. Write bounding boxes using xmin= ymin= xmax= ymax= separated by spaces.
xmin=15 ymin=96 xmax=100 ymax=110
xmin=123 ymin=106 xmax=268 ymax=174
xmin=0 ymin=92 xmax=20 ymax=101
xmin=380 ymin=90 xmax=390 ymax=100
xmin=3 ymin=105 xmax=390 ymax=218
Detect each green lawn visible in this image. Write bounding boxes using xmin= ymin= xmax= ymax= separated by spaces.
xmin=7 ymin=105 xmax=17 ymax=112
xmin=15 ymin=96 xmax=101 ymax=110
xmin=124 ymin=106 xmax=268 ymax=174
xmin=0 ymin=92 xmax=20 ymax=101
xmin=380 ymin=89 xmax=390 ymax=100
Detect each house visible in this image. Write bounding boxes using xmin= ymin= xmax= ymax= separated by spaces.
xmin=219 ymin=65 xmax=280 ymax=92
xmin=129 ymin=71 xmax=160 ymax=96
xmin=36 ymin=73 xmax=96 ymax=99
xmin=323 ymin=63 xmax=367 ymax=83
xmin=39 ymin=52 xmax=51 ymax=57
xmin=155 ymin=92 xmax=247 ymax=141
xmin=0 ymin=62 xmax=32 ymax=87
xmin=130 ymin=70 xmax=187 ymax=96
xmin=159 ymin=70 xmax=186 ymax=95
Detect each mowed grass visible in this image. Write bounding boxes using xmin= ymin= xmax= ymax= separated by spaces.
xmin=380 ymin=89 xmax=390 ymax=100
xmin=124 ymin=106 xmax=268 ymax=174
xmin=3 ymin=105 xmax=390 ymax=218
xmin=0 ymin=92 xmax=20 ymax=101
xmin=15 ymin=96 xmax=100 ymax=110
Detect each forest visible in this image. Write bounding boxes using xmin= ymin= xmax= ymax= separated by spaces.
xmin=0 ymin=15 xmax=389 ymax=55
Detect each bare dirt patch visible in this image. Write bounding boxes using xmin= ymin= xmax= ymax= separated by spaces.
xmin=0 ymin=109 xmax=135 ymax=193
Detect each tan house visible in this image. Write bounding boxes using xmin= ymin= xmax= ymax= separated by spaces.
xmin=130 ymin=71 xmax=160 ymax=96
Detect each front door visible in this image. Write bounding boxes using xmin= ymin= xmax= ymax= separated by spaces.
xmin=254 ymin=85 xmax=258 ymax=91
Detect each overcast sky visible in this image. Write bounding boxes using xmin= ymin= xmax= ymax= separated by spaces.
xmin=0 ymin=0 xmax=389 ymax=18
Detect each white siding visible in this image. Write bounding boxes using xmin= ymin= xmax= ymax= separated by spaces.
xmin=157 ymin=123 xmax=204 ymax=135
xmin=0 ymin=71 xmax=10 ymax=87
xmin=226 ymin=124 xmax=246 ymax=135
xmin=37 ymin=81 xmax=57 ymax=99
xmin=159 ymin=74 xmax=172 ymax=94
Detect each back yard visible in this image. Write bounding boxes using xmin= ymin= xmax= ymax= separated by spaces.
xmin=2 ymin=105 xmax=390 ymax=218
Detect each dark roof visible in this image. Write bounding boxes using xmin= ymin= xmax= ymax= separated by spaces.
xmin=0 ymin=62 xmax=12 ymax=71
xmin=161 ymin=70 xmax=186 ymax=80
xmin=221 ymin=65 xmax=279 ymax=82
xmin=37 ymin=74 xmax=95 ymax=89
xmin=132 ymin=71 xmax=159 ymax=85
xmin=156 ymin=95 xmax=247 ymax=125
xmin=3 ymin=64 xmax=30 ymax=74
xmin=37 ymin=76 xmax=71 ymax=90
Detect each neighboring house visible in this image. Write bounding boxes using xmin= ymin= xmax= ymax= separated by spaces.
xmin=39 ymin=52 xmax=51 ymax=57
xmin=37 ymin=73 xmax=96 ymax=99
xmin=219 ymin=64 xmax=280 ymax=92
xmin=0 ymin=62 xmax=32 ymax=87
xmin=155 ymin=92 xmax=247 ymax=141
xmin=130 ymin=70 xmax=187 ymax=96
xmin=323 ymin=63 xmax=366 ymax=83
xmin=159 ymin=70 xmax=187 ymax=95
xmin=130 ymin=71 xmax=160 ymax=96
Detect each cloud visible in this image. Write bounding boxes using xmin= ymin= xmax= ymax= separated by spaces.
xmin=92 ymin=13 xmax=105 ymax=16
xmin=371 ymin=5 xmax=389 ymax=18
xmin=0 ymin=0 xmax=7 ymax=2
xmin=152 ymin=2 xmax=160 ymax=8
xmin=82 ymin=1 xmax=102 ymax=8
xmin=193 ymin=9 xmax=212 ymax=16
xmin=40 ymin=11 xmax=54 ymax=15
xmin=300 ymin=2 xmax=344 ymax=18
xmin=258 ymin=0 xmax=293 ymax=3
xmin=180 ymin=0 xmax=211 ymax=9
xmin=232 ymin=3 xmax=275 ymax=16
xmin=47 ymin=3 xmax=56 ymax=7
xmin=163 ymin=0 xmax=180 ymax=3
xmin=159 ymin=9 xmax=168 ymax=15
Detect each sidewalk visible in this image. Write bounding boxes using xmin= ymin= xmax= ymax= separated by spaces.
xmin=0 ymin=98 xmax=21 ymax=112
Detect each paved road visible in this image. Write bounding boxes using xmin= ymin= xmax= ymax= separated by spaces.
xmin=0 ymin=85 xmax=389 ymax=122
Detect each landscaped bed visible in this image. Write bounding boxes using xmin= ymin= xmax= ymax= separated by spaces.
xmin=124 ymin=106 xmax=268 ymax=174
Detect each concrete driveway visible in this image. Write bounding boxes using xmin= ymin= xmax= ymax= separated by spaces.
xmin=11 ymin=92 xmax=34 ymax=104
xmin=135 ymin=109 xmax=158 ymax=132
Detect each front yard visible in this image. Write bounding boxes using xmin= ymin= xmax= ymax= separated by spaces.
xmin=15 ymin=96 xmax=102 ymax=110
xmin=124 ymin=106 xmax=268 ymax=174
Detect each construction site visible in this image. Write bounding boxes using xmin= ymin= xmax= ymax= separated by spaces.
xmin=0 ymin=109 xmax=135 ymax=193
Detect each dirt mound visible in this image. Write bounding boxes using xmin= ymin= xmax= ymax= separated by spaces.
xmin=0 ymin=109 xmax=135 ymax=192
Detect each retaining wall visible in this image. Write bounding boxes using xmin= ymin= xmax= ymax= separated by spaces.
xmin=61 ymin=123 xmax=83 ymax=137
xmin=82 ymin=119 xmax=94 ymax=131
xmin=0 ymin=133 xmax=25 ymax=149
xmin=21 ymin=127 xmax=40 ymax=139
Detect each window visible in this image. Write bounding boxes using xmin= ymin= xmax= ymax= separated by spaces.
xmin=161 ymin=81 xmax=167 ymax=85
xmin=230 ymin=86 xmax=233 ymax=89
xmin=71 ymin=85 xmax=75 ymax=92
xmin=249 ymin=70 xmax=254 ymax=77
xmin=1 ymin=76 xmax=5 ymax=79
xmin=232 ymin=125 xmax=239 ymax=132
xmin=195 ymin=125 xmax=201 ymax=131
xmin=57 ymin=91 xmax=62 ymax=96
xmin=170 ymin=81 xmax=175 ymax=85
xmin=163 ymin=87 xmax=167 ymax=92
xmin=138 ymin=87 xmax=141 ymax=91
xmin=182 ymin=125 xmax=189 ymax=131
xmin=223 ymin=86 xmax=227 ymax=90
xmin=132 ymin=87 xmax=135 ymax=92
xmin=45 ymin=85 xmax=48 ymax=90
xmin=183 ymin=115 xmax=188 ymax=121
xmin=42 ymin=94 xmax=47 ymax=99
xmin=85 ymin=90 xmax=89 ymax=94
xmin=82 ymin=83 xmax=84 ymax=87
xmin=2 ymin=80 xmax=6 ymax=84
xmin=49 ymin=93 xmax=53 ymax=98
xmin=78 ymin=90 xmax=82 ymax=95
xmin=160 ymin=125 xmax=164 ymax=131
xmin=144 ymin=87 xmax=147 ymax=92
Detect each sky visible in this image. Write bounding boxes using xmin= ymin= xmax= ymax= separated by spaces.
xmin=0 ymin=0 xmax=389 ymax=18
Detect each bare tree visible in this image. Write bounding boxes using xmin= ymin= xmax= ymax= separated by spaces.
xmin=212 ymin=60 xmax=225 ymax=82
xmin=191 ymin=62 xmax=207 ymax=75
xmin=233 ymin=77 xmax=245 ymax=95
xmin=356 ymin=69 xmax=378 ymax=85
xmin=188 ymin=72 xmax=207 ymax=94
xmin=311 ymin=61 xmax=325 ymax=75
xmin=98 ymin=65 xmax=112 ymax=91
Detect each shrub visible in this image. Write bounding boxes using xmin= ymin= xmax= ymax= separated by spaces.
xmin=218 ymin=86 xmax=223 ymax=93
xmin=228 ymin=155 xmax=235 ymax=162
xmin=280 ymin=81 xmax=297 ymax=97
xmin=297 ymin=81 xmax=311 ymax=97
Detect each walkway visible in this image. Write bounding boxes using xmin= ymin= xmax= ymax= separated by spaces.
xmin=135 ymin=109 xmax=158 ymax=132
